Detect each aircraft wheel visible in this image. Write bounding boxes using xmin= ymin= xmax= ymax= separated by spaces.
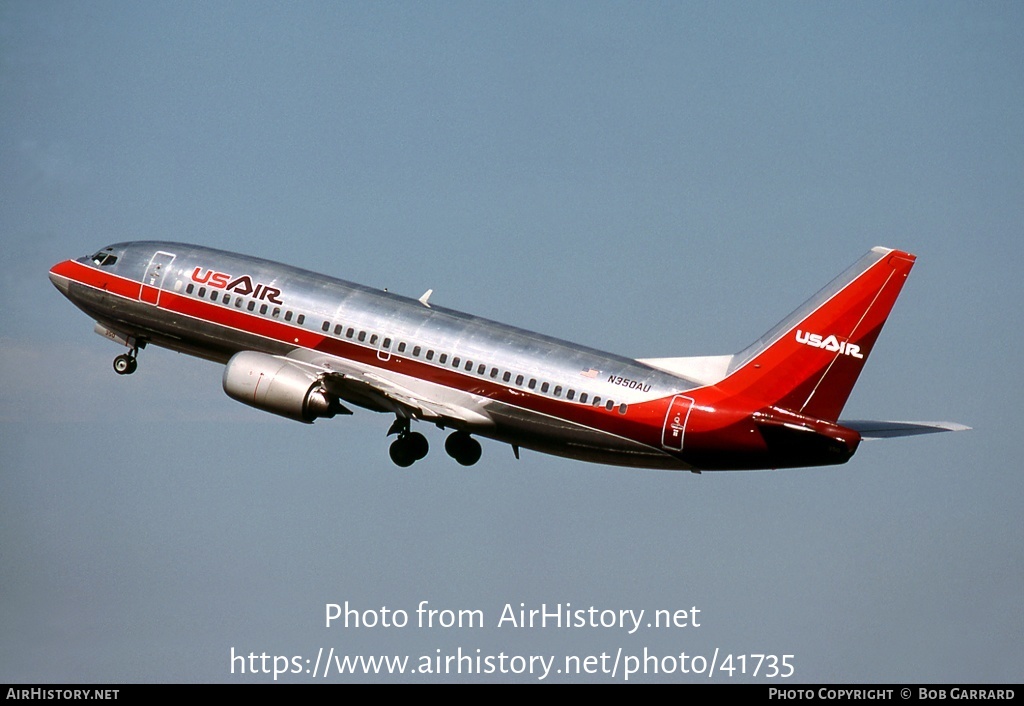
xmin=445 ymin=432 xmax=482 ymax=466
xmin=389 ymin=438 xmax=416 ymax=467
xmin=406 ymin=432 xmax=429 ymax=461
xmin=113 ymin=354 xmax=136 ymax=375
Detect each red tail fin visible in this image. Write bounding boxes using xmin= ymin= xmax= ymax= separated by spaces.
xmin=717 ymin=247 xmax=916 ymax=422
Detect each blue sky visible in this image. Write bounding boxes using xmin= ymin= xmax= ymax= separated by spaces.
xmin=1 ymin=1 xmax=1021 ymax=682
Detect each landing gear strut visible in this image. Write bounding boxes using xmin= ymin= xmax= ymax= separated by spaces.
xmin=112 ymin=348 xmax=138 ymax=375
xmin=387 ymin=417 xmax=428 ymax=467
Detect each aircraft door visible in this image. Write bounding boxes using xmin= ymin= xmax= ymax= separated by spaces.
xmin=140 ymin=251 xmax=176 ymax=305
xmin=661 ymin=395 xmax=694 ymax=452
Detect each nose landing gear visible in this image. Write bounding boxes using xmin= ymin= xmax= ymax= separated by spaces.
xmin=112 ymin=348 xmax=139 ymax=375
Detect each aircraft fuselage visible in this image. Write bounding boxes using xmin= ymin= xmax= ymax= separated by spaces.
xmin=50 ymin=240 xmax=956 ymax=471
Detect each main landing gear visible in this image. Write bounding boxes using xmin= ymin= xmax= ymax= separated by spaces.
xmin=386 ymin=417 xmax=483 ymax=468
xmin=389 ymin=431 xmax=429 ymax=467
xmin=387 ymin=417 xmax=429 ymax=468
xmin=445 ymin=431 xmax=482 ymax=466
xmin=112 ymin=347 xmax=139 ymax=375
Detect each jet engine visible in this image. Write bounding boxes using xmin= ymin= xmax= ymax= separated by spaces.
xmin=222 ymin=351 xmax=344 ymax=423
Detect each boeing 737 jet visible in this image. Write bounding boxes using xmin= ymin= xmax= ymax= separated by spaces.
xmin=48 ymin=242 xmax=966 ymax=471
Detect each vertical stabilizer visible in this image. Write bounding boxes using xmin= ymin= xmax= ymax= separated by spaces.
xmin=716 ymin=247 xmax=916 ymax=422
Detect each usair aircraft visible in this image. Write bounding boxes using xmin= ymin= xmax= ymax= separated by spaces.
xmin=48 ymin=242 xmax=967 ymax=471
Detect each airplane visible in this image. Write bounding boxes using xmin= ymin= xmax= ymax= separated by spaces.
xmin=48 ymin=242 xmax=967 ymax=472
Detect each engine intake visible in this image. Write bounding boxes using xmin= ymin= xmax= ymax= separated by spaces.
xmin=223 ymin=351 xmax=341 ymax=423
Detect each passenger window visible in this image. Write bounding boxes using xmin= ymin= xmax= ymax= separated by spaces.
xmin=334 ymin=324 xmax=343 ymax=335
xmin=477 ymin=364 xmax=486 ymax=375
xmin=593 ymin=396 xmax=601 ymax=406
xmin=322 ymin=321 xmax=330 ymax=332
xmin=515 ymin=374 xmax=524 ymax=386
xmin=383 ymin=338 xmax=391 ymax=349
xmin=247 ymin=301 xmax=256 ymax=311
xmin=297 ymin=314 xmax=304 ymax=324
xmin=465 ymin=361 xmax=473 ymax=371
xmin=198 ymin=287 xmax=207 ymax=298
xmin=398 ymin=342 xmax=407 ymax=353
xmin=452 ymin=357 xmax=461 ymax=368
xmin=618 ymin=403 xmax=628 ymax=415
xmin=567 ymin=389 xmax=575 ymax=400
xmin=541 ymin=382 xmax=549 ymax=393
xmin=554 ymin=385 xmax=562 ymax=397
xmin=370 ymin=334 xmax=379 ymax=345
xmin=272 ymin=307 xmax=281 ymax=318
xmin=426 ymin=350 xmax=434 ymax=361
xmin=223 ymin=295 xmax=231 ymax=306
xmin=186 ymin=283 xmax=194 ymax=294
xmin=413 ymin=346 xmax=421 ymax=357
xmin=439 ymin=353 xmax=447 ymax=364
xmin=210 ymin=291 xmax=218 ymax=302
xmin=528 ymin=379 xmax=537 ymax=390
xmin=260 ymin=304 xmax=268 ymax=315
xmin=235 ymin=298 xmax=242 ymax=308
xmin=580 ymin=393 xmax=588 ymax=404
xmin=502 ymin=371 xmax=511 ymax=382
xmin=605 ymin=400 xmax=614 ymax=411
xmin=358 ymin=331 xmax=366 ymax=342
xmin=490 ymin=367 xmax=499 ymax=378
xmin=346 ymin=328 xmax=354 ymax=339
xmin=284 ymin=311 xmax=292 ymax=322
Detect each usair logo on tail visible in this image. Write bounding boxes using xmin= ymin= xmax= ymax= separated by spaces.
xmin=794 ymin=330 xmax=864 ymax=358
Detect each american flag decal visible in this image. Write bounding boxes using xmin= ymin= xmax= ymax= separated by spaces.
xmin=580 ymin=368 xmax=600 ymax=378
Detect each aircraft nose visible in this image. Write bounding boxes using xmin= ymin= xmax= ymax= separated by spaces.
xmin=49 ymin=262 xmax=71 ymax=295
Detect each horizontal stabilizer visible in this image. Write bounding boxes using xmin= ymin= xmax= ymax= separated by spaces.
xmin=840 ymin=420 xmax=972 ymax=439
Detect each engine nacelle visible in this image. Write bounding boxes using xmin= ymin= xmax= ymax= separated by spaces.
xmin=223 ymin=351 xmax=339 ymax=423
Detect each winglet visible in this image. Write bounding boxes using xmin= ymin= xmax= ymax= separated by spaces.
xmin=419 ymin=289 xmax=433 ymax=308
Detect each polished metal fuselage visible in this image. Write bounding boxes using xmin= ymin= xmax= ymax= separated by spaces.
xmin=53 ymin=241 xmax=700 ymax=468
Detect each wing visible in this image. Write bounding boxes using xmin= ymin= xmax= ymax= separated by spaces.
xmin=281 ymin=349 xmax=494 ymax=429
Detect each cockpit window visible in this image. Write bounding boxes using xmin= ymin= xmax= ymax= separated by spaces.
xmin=90 ymin=250 xmax=118 ymax=267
